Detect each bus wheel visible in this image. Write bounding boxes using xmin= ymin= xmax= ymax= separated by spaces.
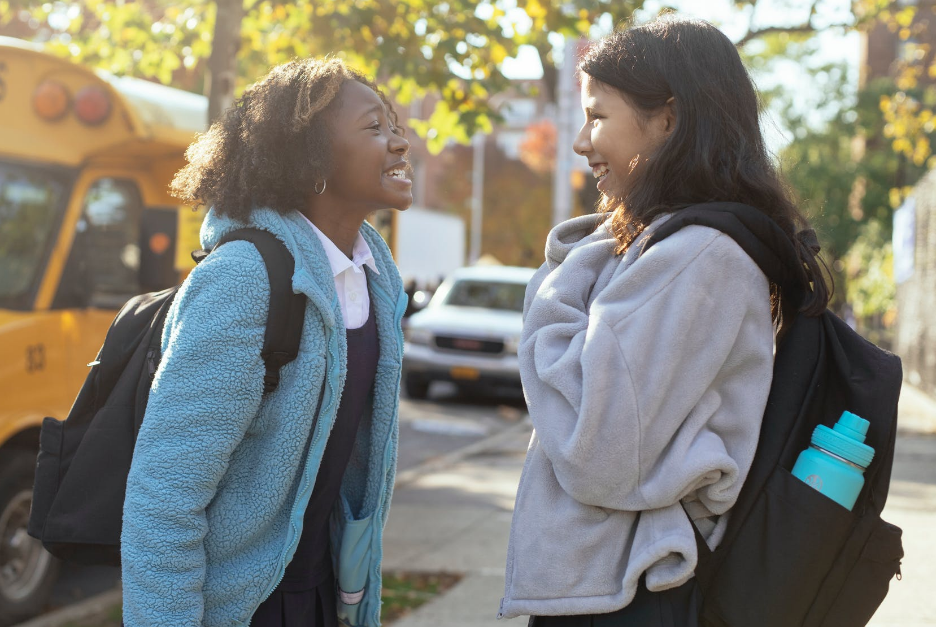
xmin=0 ymin=450 xmax=59 ymax=626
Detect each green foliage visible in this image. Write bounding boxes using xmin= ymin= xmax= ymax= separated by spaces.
xmin=844 ymin=220 xmax=895 ymax=320
xmin=4 ymin=0 xmax=652 ymax=149
xmin=776 ymin=70 xmax=925 ymax=322
xmin=6 ymin=0 xmax=643 ymax=150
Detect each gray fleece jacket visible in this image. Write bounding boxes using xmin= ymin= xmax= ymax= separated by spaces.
xmin=499 ymin=213 xmax=774 ymax=619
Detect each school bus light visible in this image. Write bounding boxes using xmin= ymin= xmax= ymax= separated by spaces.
xmin=33 ymin=79 xmax=70 ymax=121
xmin=74 ymin=85 xmax=111 ymax=126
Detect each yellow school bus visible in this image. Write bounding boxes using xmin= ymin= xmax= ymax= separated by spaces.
xmin=0 ymin=36 xmax=206 ymax=622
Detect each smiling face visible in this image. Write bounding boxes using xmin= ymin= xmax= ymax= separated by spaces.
xmin=573 ymin=74 xmax=672 ymax=198
xmin=323 ymin=79 xmax=413 ymax=213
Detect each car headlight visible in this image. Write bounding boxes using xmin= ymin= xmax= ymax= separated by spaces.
xmin=504 ymin=335 xmax=521 ymax=354
xmin=405 ymin=327 xmax=433 ymax=346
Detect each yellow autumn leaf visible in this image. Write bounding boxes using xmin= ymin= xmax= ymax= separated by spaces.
xmin=525 ymin=0 xmax=547 ymax=20
xmin=491 ymin=43 xmax=507 ymax=64
xmin=896 ymin=7 xmax=915 ymax=28
xmin=889 ymin=187 xmax=902 ymax=209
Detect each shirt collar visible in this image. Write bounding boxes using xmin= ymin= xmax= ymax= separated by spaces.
xmin=300 ymin=213 xmax=380 ymax=278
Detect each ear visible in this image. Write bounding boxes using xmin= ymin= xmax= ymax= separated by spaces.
xmin=661 ymin=96 xmax=676 ymax=134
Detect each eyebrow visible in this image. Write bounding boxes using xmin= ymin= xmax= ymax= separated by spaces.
xmin=357 ymin=104 xmax=385 ymax=122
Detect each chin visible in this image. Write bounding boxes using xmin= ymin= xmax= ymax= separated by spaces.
xmin=390 ymin=193 xmax=414 ymax=210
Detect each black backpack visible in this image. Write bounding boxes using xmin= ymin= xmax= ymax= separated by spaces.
xmin=641 ymin=203 xmax=903 ymax=627
xmin=27 ymin=228 xmax=306 ymax=566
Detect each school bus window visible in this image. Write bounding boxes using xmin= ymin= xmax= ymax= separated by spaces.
xmin=82 ymin=178 xmax=144 ymax=306
xmin=0 ymin=161 xmax=70 ymax=310
xmin=54 ymin=178 xmax=143 ymax=309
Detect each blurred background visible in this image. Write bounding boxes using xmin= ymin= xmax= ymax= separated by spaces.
xmin=2 ymin=1 xmax=936 ymax=626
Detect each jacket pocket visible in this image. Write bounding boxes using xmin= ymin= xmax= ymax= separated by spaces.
xmin=702 ymin=467 xmax=853 ymax=627
xmin=818 ymin=517 xmax=903 ymax=626
xmin=336 ymin=515 xmax=375 ymax=627
xmin=27 ymin=417 xmax=64 ymax=539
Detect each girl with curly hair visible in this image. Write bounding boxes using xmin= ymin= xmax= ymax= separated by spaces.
xmin=120 ymin=58 xmax=412 ymax=627
xmin=499 ymin=15 xmax=829 ymax=626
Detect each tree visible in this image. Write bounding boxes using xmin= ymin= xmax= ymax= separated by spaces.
xmin=518 ymin=119 xmax=556 ymax=174
xmin=3 ymin=0 xmax=919 ymax=157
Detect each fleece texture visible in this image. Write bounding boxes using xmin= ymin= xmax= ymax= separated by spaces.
xmin=121 ymin=207 xmax=407 ymax=627
xmin=499 ymin=214 xmax=774 ymax=619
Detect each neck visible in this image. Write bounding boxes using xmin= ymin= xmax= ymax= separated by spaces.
xmin=300 ymin=199 xmax=367 ymax=258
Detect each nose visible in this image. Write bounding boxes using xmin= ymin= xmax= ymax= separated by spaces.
xmin=390 ymin=132 xmax=409 ymax=155
xmin=573 ymin=122 xmax=591 ymax=156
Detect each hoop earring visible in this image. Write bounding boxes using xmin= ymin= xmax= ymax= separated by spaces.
xmin=314 ymin=180 xmax=327 ymax=195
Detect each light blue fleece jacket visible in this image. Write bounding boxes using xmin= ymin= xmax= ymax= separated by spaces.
xmin=121 ymin=207 xmax=407 ymax=627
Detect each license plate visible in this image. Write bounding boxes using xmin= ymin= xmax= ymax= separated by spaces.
xmin=450 ymin=366 xmax=480 ymax=380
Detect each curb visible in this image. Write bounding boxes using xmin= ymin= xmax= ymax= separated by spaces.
xmin=13 ymin=587 xmax=122 ymax=627
xmin=394 ymin=416 xmax=531 ymax=489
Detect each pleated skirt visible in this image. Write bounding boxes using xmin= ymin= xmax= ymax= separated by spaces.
xmin=527 ymin=577 xmax=700 ymax=627
xmin=250 ymin=572 xmax=338 ymax=627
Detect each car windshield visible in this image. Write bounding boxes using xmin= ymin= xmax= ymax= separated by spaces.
xmin=0 ymin=162 xmax=71 ymax=308
xmin=443 ymin=279 xmax=527 ymax=312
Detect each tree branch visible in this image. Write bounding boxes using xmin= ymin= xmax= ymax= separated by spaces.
xmin=736 ymin=0 xmax=825 ymax=47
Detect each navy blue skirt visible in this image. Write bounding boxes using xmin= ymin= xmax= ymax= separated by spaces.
xmin=528 ymin=577 xmax=701 ymax=627
xmin=250 ymin=571 xmax=338 ymax=627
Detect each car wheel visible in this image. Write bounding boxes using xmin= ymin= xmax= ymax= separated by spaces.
xmin=0 ymin=450 xmax=59 ymax=626
xmin=405 ymin=375 xmax=430 ymax=400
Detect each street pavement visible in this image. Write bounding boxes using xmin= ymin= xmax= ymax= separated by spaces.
xmin=382 ymin=384 xmax=936 ymax=627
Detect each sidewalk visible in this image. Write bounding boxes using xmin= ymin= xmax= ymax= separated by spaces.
xmin=382 ymin=424 xmax=529 ymax=627
xmin=382 ymin=384 xmax=936 ymax=627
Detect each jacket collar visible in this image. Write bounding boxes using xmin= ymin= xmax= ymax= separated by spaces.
xmin=200 ymin=207 xmax=401 ymax=328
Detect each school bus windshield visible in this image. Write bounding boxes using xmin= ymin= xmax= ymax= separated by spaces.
xmin=0 ymin=161 xmax=71 ymax=309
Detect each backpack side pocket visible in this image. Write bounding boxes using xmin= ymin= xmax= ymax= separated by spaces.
xmin=27 ymin=417 xmax=64 ymax=539
xmin=701 ymin=467 xmax=853 ymax=627
xmin=817 ymin=517 xmax=902 ymax=627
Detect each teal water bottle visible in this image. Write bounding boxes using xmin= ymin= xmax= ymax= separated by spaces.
xmin=791 ymin=410 xmax=875 ymax=511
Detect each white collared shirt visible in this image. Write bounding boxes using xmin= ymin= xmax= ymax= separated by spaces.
xmin=300 ymin=214 xmax=379 ymax=330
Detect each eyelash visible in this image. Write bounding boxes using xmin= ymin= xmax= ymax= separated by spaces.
xmin=370 ymin=121 xmax=401 ymax=136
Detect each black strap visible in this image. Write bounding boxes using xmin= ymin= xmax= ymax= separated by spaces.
xmin=639 ymin=202 xmax=811 ymax=311
xmin=198 ymin=228 xmax=306 ymax=395
xmin=679 ymin=501 xmax=716 ymax=592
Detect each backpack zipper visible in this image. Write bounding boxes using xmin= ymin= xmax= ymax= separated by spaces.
xmin=146 ymin=348 xmax=159 ymax=383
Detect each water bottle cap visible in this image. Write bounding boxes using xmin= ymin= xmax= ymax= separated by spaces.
xmin=812 ymin=423 xmax=875 ymax=468
xmin=834 ymin=410 xmax=870 ymax=442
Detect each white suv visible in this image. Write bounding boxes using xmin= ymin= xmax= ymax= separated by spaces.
xmin=402 ymin=265 xmax=536 ymax=399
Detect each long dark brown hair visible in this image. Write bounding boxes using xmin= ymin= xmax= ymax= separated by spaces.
xmin=579 ymin=15 xmax=829 ymax=317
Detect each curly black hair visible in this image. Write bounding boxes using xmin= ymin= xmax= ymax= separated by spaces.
xmin=170 ymin=57 xmax=402 ymax=222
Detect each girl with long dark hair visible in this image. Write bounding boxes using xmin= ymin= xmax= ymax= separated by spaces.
xmin=500 ymin=15 xmax=828 ymax=625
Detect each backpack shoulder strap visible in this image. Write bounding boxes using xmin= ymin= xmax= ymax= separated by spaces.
xmin=639 ymin=202 xmax=810 ymax=310
xmin=212 ymin=228 xmax=306 ymax=395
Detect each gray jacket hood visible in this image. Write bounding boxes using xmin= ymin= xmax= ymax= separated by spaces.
xmin=544 ymin=214 xmax=612 ymax=269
